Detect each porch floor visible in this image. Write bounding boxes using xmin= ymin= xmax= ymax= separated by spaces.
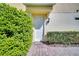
xmin=27 ymin=42 xmax=79 ymax=56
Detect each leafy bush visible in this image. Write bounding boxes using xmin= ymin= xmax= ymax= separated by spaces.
xmin=47 ymin=31 xmax=79 ymax=44
xmin=0 ymin=3 xmax=32 ymax=56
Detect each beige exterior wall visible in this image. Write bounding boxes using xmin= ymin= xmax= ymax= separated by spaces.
xmin=8 ymin=3 xmax=26 ymax=11
xmin=52 ymin=3 xmax=79 ymax=13
xmin=44 ymin=3 xmax=79 ymax=37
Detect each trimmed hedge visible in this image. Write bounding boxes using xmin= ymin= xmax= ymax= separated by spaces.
xmin=0 ymin=3 xmax=32 ymax=56
xmin=47 ymin=31 xmax=79 ymax=44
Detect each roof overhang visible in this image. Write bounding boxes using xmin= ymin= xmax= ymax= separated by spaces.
xmin=24 ymin=3 xmax=55 ymax=16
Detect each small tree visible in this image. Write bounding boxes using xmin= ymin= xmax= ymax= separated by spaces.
xmin=0 ymin=3 xmax=32 ymax=56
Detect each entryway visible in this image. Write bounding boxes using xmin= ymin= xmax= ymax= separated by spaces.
xmin=26 ymin=3 xmax=53 ymax=42
xmin=33 ymin=16 xmax=44 ymax=42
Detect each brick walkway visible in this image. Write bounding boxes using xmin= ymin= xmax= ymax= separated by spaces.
xmin=27 ymin=42 xmax=79 ymax=56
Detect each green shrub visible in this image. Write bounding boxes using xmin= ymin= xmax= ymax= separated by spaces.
xmin=0 ymin=3 xmax=32 ymax=56
xmin=47 ymin=31 xmax=79 ymax=44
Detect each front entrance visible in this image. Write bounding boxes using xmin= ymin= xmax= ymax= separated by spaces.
xmin=33 ymin=16 xmax=44 ymax=42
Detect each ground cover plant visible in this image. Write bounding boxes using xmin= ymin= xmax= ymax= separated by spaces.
xmin=47 ymin=31 xmax=79 ymax=44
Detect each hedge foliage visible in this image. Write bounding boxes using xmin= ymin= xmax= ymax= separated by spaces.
xmin=47 ymin=32 xmax=79 ymax=44
xmin=0 ymin=3 xmax=32 ymax=56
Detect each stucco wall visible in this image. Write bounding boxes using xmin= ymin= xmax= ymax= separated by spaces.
xmin=8 ymin=3 xmax=26 ymax=11
xmin=44 ymin=3 xmax=79 ymax=35
xmin=52 ymin=3 xmax=79 ymax=12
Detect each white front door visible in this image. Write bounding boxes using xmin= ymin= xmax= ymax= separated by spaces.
xmin=33 ymin=16 xmax=44 ymax=42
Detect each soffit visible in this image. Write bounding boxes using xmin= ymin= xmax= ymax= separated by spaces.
xmin=24 ymin=3 xmax=54 ymax=16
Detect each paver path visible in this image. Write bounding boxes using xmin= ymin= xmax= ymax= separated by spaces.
xmin=27 ymin=42 xmax=79 ymax=56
